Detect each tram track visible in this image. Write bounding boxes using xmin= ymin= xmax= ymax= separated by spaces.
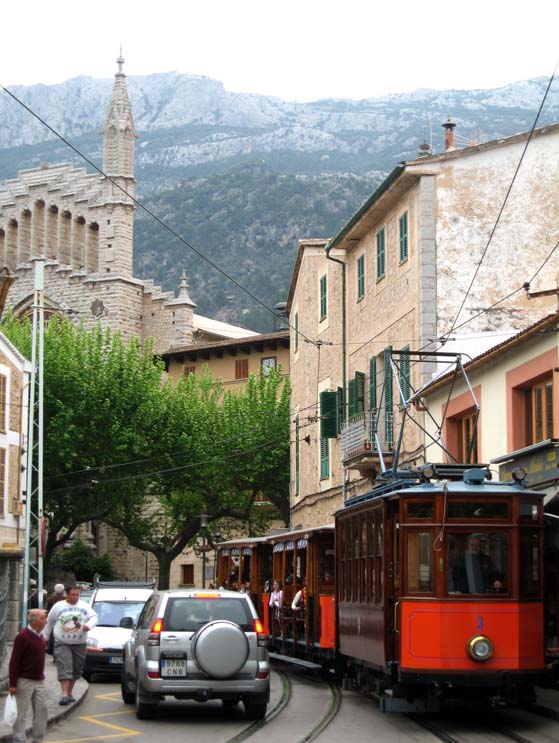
xmin=224 ymin=670 xmax=291 ymax=743
xmin=407 ymin=713 xmax=544 ymax=743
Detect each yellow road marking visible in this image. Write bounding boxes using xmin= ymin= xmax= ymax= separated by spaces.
xmin=83 ymin=710 xmax=133 ymax=718
xmin=46 ymin=712 xmax=141 ymax=742
xmin=94 ymin=691 xmax=122 ymax=701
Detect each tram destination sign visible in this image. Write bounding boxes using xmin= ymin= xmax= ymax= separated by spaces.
xmin=495 ymin=439 xmax=559 ymax=487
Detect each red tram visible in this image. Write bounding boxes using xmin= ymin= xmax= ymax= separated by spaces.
xmin=336 ymin=463 xmax=548 ymax=710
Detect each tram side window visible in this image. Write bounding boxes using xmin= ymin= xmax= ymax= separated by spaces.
xmin=519 ymin=530 xmax=540 ymax=597
xmin=376 ymin=514 xmax=383 ymax=603
xmin=368 ymin=514 xmax=375 ymax=602
xmin=361 ymin=516 xmax=367 ymax=602
xmin=406 ymin=531 xmax=433 ymax=593
xmin=448 ymin=532 xmax=508 ymax=595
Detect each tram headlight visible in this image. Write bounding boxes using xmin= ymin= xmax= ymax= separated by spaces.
xmin=466 ymin=635 xmax=494 ymax=662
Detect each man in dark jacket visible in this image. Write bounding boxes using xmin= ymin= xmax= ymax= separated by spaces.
xmin=8 ymin=609 xmax=48 ymax=743
xmin=451 ymin=534 xmax=503 ymax=593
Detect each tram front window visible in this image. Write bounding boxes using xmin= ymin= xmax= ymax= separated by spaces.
xmin=448 ymin=532 xmax=508 ymax=595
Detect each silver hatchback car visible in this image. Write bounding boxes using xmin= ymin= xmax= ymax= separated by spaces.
xmin=121 ymin=589 xmax=270 ymax=720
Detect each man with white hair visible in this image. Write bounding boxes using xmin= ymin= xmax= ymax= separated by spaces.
xmin=46 ymin=584 xmax=65 ymax=612
xmin=8 ymin=608 xmax=48 ymax=743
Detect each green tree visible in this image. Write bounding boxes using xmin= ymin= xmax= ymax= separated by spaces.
xmin=49 ymin=540 xmax=116 ymax=582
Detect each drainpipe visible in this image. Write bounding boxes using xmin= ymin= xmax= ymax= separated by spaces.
xmin=326 ymin=244 xmax=347 ymax=502
xmin=325 ymin=246 xmax=346 ymax=419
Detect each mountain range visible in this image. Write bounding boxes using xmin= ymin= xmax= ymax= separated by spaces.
xmin=1 ymin=72 xmax=558 ymax=331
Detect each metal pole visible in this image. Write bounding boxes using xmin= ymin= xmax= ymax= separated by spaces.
xmin=22 ymin=259 xmax=45 ymax=625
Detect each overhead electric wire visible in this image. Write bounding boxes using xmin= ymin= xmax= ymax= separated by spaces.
xmin=443 ymin=58 xmax=559 ymax=341
xmin=0 ymin=83 xmax=317 ymax=349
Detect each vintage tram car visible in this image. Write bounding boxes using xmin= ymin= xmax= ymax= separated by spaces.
xmin=336 ymin=463 xmax=547 ymax=709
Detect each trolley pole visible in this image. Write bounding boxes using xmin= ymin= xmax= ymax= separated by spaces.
xmin=22 ymin=259 xmax=45 ymax=625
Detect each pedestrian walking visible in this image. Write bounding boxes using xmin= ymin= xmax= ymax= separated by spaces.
xmin=44 ymin=584 xmax=98 ymax=705
xmin=8 ymin=608 xmax=48 ymax=743
xmin=45 ymin=583 xmax=65 ymax=612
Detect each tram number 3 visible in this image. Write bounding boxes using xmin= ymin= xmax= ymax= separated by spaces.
xmin=477 ymin=616 xmax=483 ymax=631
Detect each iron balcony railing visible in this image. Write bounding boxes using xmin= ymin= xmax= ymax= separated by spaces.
xmin=341 ymin=410 xmax=392 ymax=462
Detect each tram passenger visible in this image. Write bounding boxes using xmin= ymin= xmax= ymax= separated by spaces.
xmin=269 ymin=580 xmax=283 ymax=637
xmin=450 ymin=534 xmax=503 ymax=593
xmin=291 ymin=580 xmax=306 ymax=614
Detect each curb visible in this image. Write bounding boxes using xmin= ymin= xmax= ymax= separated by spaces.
xmin=0 ymin=682 xmax=88 ymax=742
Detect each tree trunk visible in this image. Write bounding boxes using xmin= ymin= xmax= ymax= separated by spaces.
xmin=155 ymin=552 xmax=173 ymax=590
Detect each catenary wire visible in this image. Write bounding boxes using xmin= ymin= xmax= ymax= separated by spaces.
xmin=0 ymin=83 xmax=318 ymax=349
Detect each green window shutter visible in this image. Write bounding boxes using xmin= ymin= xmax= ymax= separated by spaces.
xmin=337 ymin=386 xmax=345 ymax=432
xmin=294 ymin=312 xmax=299 ymax=353
xmin=320 ymin=390 xmax=338 ymax=439
xmin=320 ymin=436 xmax=330 ymax=479
xmin=400 ymin=345 xmax=410 ymax=401
xmin=369 ymin=357 xmax=377 ymax=411
xmin=295 ymin=415 xmax=300 ymax=495
xmin=357 ymin=255 xmax=365 ymax=299
xmin=384 ymin=346 xmax=393 ymax=445
xmin=319 ymin=275 xmax=327 ymax=320
xmin=399 ymin=212 xmax=408 ymax=262
xmin=376 ymin=228 xmax=385 ymax=280
xmin=348 ymin=377 xmax=357 ymax=419
xmin=355 ymin=372 xmax=365 ymax=413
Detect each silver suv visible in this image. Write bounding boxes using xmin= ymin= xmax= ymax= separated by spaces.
xmin=121 ymin=589 xmax=270 ymax=720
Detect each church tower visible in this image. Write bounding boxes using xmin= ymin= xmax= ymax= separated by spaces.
xmin=98 ymin=52 xmax=137 ymax=277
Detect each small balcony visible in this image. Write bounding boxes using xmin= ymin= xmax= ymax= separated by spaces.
xmin=341 ymin=411 xmax=393 ymax=474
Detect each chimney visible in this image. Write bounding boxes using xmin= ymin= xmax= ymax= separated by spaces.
xmin=442 ymin=116 xmax=456 ymax=151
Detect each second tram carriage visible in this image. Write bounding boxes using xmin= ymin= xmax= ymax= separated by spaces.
xmin=217 ymin=462 xmax=557 ymax=710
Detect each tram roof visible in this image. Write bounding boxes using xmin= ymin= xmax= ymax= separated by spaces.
xmin=342 ymin=473 xmax=543 ymax=510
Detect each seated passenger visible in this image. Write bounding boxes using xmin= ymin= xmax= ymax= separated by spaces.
xmin=450 ymin=534 xmax=503 ymax=594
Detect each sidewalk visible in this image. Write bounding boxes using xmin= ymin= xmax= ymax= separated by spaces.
xmin=0 ymin=661 xmax=88 ymax=741
xmin=534 ymin=685 xmax=559 ymax=719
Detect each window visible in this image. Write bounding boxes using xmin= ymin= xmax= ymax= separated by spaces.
xmin=376 ymin=228 xmax=385 ymax=280
xmin=319 ymin=274 xmax=327 ymax=320
xmin=519 ymin=530 xmax=541 ymax=597
xmin=0 ymin=448 xmax=4 ymax=515
xmin=183 ymin=366 xmax=196 ymax=378
xmin=357 ymin=255 xmax=365 ymax=300
xmin=181 ymin=564 xmax=194 ymax=586
xmin=407 ymin=531 xmax=433 ymax=593
xmin=235 ymin=359 xmax=249 ymax=379
xmin=348 ymin=371 xmax=365 ymax=419
xmin=457 ymin=412 xmax=478 ymax=463
xmin=447 ymin=531 xmax=508 ymax=595
xmin=527 ymin=378 xmax=553 ymax=444
xmin=507 ymin=350 xmax=557 ymax=452
xmin=399 ymin=212 xmax=408 ymax=263
xmin=0 ymin=375 xmax=6 ymax=433
xmin=320 ymin=435 xmax=329 ymax=479
xmin=294 ymin=312 xmax=299 ymax=353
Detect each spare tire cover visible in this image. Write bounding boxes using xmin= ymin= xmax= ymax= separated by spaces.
xmin=192 ymin=620 xmax=249 ymax=678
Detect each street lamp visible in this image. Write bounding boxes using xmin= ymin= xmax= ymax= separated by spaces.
xmin=200 ymin=513 xmax=208 ymax=588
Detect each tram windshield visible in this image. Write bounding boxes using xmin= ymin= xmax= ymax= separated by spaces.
xmin=448 ymin=532 xmax=508 ymax=595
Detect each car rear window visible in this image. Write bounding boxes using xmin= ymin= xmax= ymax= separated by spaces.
xmin=164 ymin=597 xmax=254 ymax=632
xmin=93 ymin=601 xmax=147 ymax=627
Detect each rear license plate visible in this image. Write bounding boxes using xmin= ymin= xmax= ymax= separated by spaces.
xmin=108 ymin=656 xmax=123 ymax=664
xmin=161 ymin=659 xmax=187 ymax=677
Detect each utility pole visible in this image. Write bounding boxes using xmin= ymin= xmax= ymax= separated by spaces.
xmin=22 ymin=259 xmax=45 ymax=625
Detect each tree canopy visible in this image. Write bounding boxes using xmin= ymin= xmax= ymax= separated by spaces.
xmin=1 ymin=316 xmax=290 ymax=588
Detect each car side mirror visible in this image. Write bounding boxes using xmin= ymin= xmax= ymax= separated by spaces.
xmin=119 ymin=616 xmax=134 ymax=629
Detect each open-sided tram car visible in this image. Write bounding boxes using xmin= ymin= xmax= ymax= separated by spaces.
xmin=336 ymin=463 xmax=547 ymax=709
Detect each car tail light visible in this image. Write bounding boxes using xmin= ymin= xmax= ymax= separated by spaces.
xmin=257 ymin=671 xmax=269 ymax=679
xmin=147 ymin=618 xmax=163 ymax=646
xmin=147 ymin=671 xmax=160 ymax=679
xmin=254 ymin=619 xmax=268 ymax=647
xmin=194 ymin=593 xmax=220 ymax=599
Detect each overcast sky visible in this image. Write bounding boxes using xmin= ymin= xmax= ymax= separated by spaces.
xmin=2 ymin=0 xmax=558 ymax=101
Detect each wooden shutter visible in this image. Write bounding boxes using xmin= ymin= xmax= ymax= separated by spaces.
xmin=377 ymin=228 xmax=385 ymax=279
xmin=384 ymin=346 xmax=393 ymax=445
xmin=369 ymin=357 xmax=377 ymax=411
xmin=348 ymin=377 xmax=357 ymax=419
xmin=399 ymin=212 xmax=408 ymax=262
xmin=320 ymin=390 xmax=338 ymax=439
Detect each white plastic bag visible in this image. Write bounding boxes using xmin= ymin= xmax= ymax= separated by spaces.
xmin=3 ymin=694 xmax=17 ymax=726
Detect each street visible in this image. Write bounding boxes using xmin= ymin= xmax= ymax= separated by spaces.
xmin=43 ymin=670 xmax=559 ymax=743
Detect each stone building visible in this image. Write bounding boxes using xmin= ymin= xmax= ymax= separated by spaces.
xmin=288 ymin=121 xmax=559 ymax=530
xmin=0 ymin=327 xmax=31 ymax=657
xmin=0 ymin=57 xmax=261 ymax=584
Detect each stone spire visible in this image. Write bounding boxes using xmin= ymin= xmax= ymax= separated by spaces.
xmin=169 ymin=270 xmax=197 ymax=307
xmin=100 ymin=52 xmax=137 ymax=178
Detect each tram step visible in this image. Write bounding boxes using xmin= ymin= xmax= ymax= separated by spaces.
xmin=269 ymin=652 xmax=322 ymax=672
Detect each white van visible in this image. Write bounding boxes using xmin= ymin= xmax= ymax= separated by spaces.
xmin=84 ymin=581 xmax=155 ymax=680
